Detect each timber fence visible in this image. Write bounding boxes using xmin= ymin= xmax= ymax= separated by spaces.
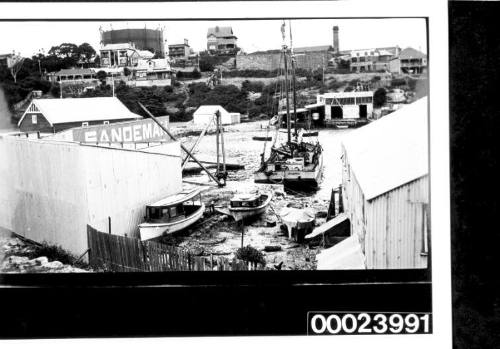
xmin=87 ymin=225 xmax=261 ymax=272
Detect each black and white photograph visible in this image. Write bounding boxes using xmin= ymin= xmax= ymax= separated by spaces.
xmin=0 ymin=1 xmax=452 ymax=346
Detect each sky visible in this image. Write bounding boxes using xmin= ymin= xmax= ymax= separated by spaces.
xmin=0 ymin=18 xmax=427 ymax=58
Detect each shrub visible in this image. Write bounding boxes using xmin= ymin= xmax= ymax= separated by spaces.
xmin=199 ymin=54 xmax=232 ymax=72
xmin=164 ymin=85 xmax=174 ymax=93
xmin=408 ymin=78 xmax=418 ymax=91
xmin=373 ymin=87 xmax=387 ymax=108
xmin=50 ymin=83 xmax=60 ymax=98
xmin=235 ymin=245 xmax=266 ymax=266
xmin=241 ymin=80 xmax=264 ymax=93
xmin=327 ymin=79 xmax=344 ymax=91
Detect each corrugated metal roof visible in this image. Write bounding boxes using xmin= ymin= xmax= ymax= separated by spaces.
xmin=19 ymin=97 xmax=141 ymax=126
xmin=341 ymin=97 xmax=428 ymax=200
xmin=207 ymin=26 xmax=235 ymax=38
xmin=55 ymin=68 xmax=95 ymax=76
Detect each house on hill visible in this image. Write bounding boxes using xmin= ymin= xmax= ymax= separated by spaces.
xmin=192 ymin=105 xmax=240 ymax=126
xmin=18 ymin=97 xmax=142 ymax=134
xmin=327 ymin=97 xmax=429 ymax=269
xmin=389 ymin=47 xmax=428 ymax=74
xmin=207 ymin=26 xmax=238 ymax=55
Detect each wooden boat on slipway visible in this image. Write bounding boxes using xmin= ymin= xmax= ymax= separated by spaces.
xmin=215 ymin=192 xmax=273 ymax=221
xmin=138 ymin=188 xmax=205 ymax=240
xmin=253 ymin=21 xmax=323 ymax=190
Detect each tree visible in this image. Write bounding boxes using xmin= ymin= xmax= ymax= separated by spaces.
xmin=77 ymin=43 xmax=96 ymax=64
xmin=9 ymin=55 xmax=25 ymax=83
xmin=373 ymin=87 xmax=387 ymax=108
xmin=96 ymin=70 xmax=107 ymax=86
xmin=48 ymin=43 xmax=79 ymax=59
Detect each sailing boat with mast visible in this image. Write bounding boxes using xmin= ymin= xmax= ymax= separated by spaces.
xmin=254 ymin=21 xmax=323 ymax=190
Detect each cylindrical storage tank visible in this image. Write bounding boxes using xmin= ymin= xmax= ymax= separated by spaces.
xmin=101 ymin=28 xmax=165 ymax=57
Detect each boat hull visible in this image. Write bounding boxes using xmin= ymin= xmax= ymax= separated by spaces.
xmin=216 ymin=193 xmax=272 ymax=221
xmin=254 ymin=154 xmax=323 ymax=190
xmin=231 ymin=205 xmax=268 ymax=221
xmin=138 ymin=204 xmax=205 ymax=241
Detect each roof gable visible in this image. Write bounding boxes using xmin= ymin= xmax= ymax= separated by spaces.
xmin=193 ymin=105 xmax=230 ymax=117
xmin=207 ymin=26 xmax=235 ymax=38
xmin=399 ymin=47 xmax=427 ymax=59
xmin=341 ymin=97 xmax=428 ymax=200
xmin=18 ymin=97 xmax=141 ymax=126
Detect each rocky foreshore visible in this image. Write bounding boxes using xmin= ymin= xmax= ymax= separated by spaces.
xmin=0 ymin=234 xmax=88 ymax=273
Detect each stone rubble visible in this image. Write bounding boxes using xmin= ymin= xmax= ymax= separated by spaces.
xmin=0 ymin=234 xmax=89 ymax=273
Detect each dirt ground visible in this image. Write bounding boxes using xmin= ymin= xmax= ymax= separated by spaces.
xmin=162 ymin=121 xmax=349 ymax=270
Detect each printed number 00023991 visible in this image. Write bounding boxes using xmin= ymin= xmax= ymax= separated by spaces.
xmin=308 ymin=313 xmax=431 ymax=335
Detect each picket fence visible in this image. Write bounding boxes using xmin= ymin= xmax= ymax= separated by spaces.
xmin=87 ymin=225 xmax=260 ymax=272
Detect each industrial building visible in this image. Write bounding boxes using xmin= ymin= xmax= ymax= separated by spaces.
xmin=17 ymin=97 xmax=141 ymax=133
xmin=337 ymin=97 xmax=429 ymax=269
xmin=100 ymin=26 xmax=166 ymax=58
xmin=207 ymin=26 xmax=238 ymax=55
xmin=192 ymin=105 xmax=240 ymax=126
xmin=389 ymin=47 xmax=428 ymax=74
xmin=337 ymin=46 xmax=401 ymax=72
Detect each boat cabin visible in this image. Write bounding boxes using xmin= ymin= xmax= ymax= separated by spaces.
xmin=230 ymin=194 xmax=262 ymax=208
xmin=145 ymin=189 xmax=202 ymax=222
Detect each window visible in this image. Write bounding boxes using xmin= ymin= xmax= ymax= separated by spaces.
xmin=170 ymin=206 xmax=177 ymax=217
xmin=82 ymin=122 xmax=89 ymax=127
xmin=148 ymin=207 xmax=161 ymax=219
xmin=421 ymin=204 xmax=429 ymax=256
xmin=31 ymin=114 xmax=37 ymax=124
xmin=103 ymin=121 xmax=110 ymax=125
xmin=161 ymin=208 xmax=169 ymax=217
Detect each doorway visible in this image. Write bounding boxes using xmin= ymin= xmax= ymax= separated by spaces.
xmin=359 ymin=104 xmax=367 ymax=118
xmin=331 ymin=106 xmax=343 ymax=119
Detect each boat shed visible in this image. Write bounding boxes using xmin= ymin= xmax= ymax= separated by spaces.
xmin=192 ymin=105 xmax=240 ymax=126
xmin=339 ymin=97 xmax=429 ymax=269
xmin=17 ymin=97 xmax=142 ymax=134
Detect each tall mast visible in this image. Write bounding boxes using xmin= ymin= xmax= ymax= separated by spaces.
xmin=289 ymin=20 xmax=298 ymax=139
xmin=281 ymin=21 xmax=291 ymax=144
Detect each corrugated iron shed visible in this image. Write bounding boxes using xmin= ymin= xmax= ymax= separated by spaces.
xmin=341 ymin=97 xmax=428 ymax=200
